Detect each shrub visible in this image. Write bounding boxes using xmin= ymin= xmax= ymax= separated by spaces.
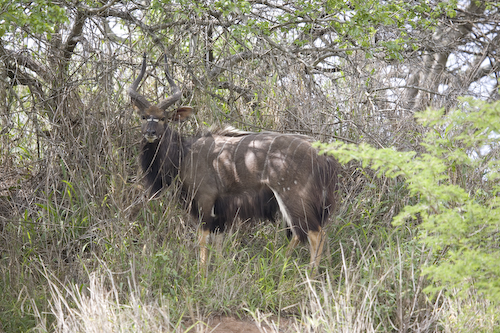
xmin=318 ymin=98 xmax=500 ymax=306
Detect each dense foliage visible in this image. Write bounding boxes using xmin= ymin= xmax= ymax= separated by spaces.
xmin=0 ymin=0 xmax=68 ymax=36
xmin=1 ymin=0 xmax=500 ymax=332
xmin=320 ymin=99 xmax=500 ymax=307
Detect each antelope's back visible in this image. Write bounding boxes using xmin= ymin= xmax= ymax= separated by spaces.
xmin=182 ymin=129 xmax=336 ymax=195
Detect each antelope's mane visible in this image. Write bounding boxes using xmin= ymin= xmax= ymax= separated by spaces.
xmin=208 ymin=125 xmax=253 ymax=137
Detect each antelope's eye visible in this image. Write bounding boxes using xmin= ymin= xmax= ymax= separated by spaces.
xmin=142 ymin=115 xmax=146 ymax=120
xmin=160 ymin=117 xmax=165 ymax=122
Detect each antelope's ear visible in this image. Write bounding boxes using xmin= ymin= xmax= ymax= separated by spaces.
xmin=170 ymin=106 xmax=193 ymax=122
xmin=131 ymin=101 xmax=148 ymax=118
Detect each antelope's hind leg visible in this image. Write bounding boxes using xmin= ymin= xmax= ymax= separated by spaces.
xmin=285 ymin=234 xmax=300 ymax=257
xmin=308 ymin=227 xmax=326 ymax=271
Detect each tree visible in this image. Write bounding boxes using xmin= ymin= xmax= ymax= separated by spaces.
xmin=2 ymin=1 xmax=499 ymax=148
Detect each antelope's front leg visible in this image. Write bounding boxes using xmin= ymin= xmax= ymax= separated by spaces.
xmin=196 ymin=196 xmax=217 ymax=271
xmin=198 ymin=228 xmax=210 ymax=269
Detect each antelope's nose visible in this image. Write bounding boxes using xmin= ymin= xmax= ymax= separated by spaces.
xmin=145 ymin=127 xmax=158 ymax=142
xmin=146 ymin=117 xmax=159 ymax=135
xmin=144 ymin=116 xmax=160 ymax=142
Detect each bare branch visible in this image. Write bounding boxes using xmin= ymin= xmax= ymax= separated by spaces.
xmin=75 ymin=0 xmax=121 ymax=15
xmin=62 ymin=11 xmax=87 ymax=66
xmin=0 ymin=42 xmax=52 ymax=82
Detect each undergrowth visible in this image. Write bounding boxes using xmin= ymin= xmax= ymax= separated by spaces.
xmin=2 ymin=99 xmax=499 ymax=332
xmin=1 ymin=169 xmax=443 ymax=332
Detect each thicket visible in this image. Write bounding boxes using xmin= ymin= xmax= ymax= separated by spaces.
xmin=320 ymin=98 xmax=500 ymax=326
xmin=1 ymin=1 xmax=500 ymax=332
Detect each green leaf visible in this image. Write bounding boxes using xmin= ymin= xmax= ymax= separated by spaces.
xmin=323 ymin=99 xmax=500 ymax=306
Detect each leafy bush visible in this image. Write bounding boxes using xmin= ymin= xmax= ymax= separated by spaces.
xmin=0 ymin=0 xmax=67 ymax=36
xmin=318 ymin=97 xmax=500 ymax=305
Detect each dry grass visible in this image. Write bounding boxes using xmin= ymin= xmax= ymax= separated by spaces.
xmin=26 ymin=225 xmax=446 ymax=333
xmin=0 ymin=51 xmax=496 ymax=333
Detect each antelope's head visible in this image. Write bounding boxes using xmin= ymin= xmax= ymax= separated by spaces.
xmin=128 ymin=53 xmax=192 ymax=143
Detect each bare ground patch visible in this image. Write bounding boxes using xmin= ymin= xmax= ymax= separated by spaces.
xmin=188 ymin=315 xmax=294 ymax=333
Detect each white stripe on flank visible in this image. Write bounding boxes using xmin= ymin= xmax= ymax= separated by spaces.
xmin=269 ymin=187 xmax=294 ymax=236
xmin=262 ymin=135 xmax=279 ymax=181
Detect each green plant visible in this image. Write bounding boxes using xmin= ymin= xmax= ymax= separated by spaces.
xmin=0 ymin=0 xmax=68 ymax=36
xmin=318 ymin=97 xmax=500 ymax=314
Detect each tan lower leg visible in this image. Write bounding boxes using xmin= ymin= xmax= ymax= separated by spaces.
xmin=308 ymin=227 xmax=326 ymax=270
xmin=286 ymin=235 xmax=300 ymax=257
xmin=198 ymin=229 xmax=210 ymax=268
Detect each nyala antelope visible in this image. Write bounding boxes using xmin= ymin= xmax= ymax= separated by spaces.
xmin=128 ymin=53 xmax=340 ymax=271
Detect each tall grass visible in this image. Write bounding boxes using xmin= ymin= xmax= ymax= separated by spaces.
xmin=2 ymin=143 xmax=495 ymax=332
xmin=27 ymin=217 xmax=445 ymax=333
xmin=0 ymin=169 xmax=443 ymax=332
xmin=1 ymin=54 xmax=497 ymax=333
